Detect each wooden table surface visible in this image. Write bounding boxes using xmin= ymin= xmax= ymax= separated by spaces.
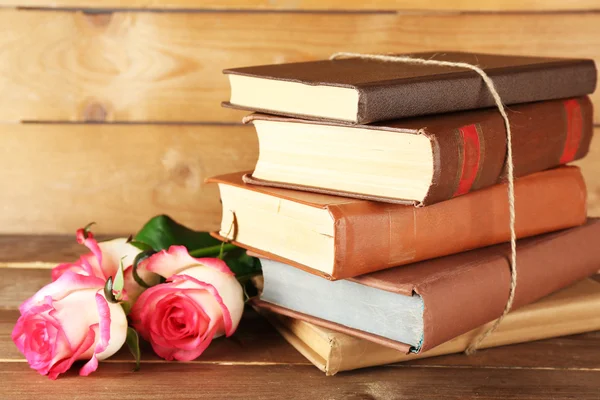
xmin=1 ymin=236 xmax=600 ymax=400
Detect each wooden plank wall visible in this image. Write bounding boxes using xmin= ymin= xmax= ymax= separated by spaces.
xmin=0 ymin=2 xmax=598 ymax=233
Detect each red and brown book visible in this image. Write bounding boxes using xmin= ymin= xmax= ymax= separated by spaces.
xmin=223 ymin=51 xmax=597 ymax=124
xmin=207 ymin=166 xmax=587 ymax=280
xmin=243 ymin=97 xmax=593 ymax=205
xmin=253 ymin=220 xmax=600 ymax=354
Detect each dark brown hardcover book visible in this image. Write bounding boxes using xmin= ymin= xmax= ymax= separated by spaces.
xmin=207 ymin=167 xmax=587 ymax=280
xmin=244 ymin=97 xmax=594 ymax=205
xmin=223 ymin=51 xmax=597 ymax=124
xmin=254 ymin=219 xmax=600 ymax=353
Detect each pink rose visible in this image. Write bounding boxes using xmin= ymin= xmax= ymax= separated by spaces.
xmin=52 ymin=228 xmax=159 ymax=304
xmin=130 ymin=246 xmax=244 ymax=361
xmin=12 ymin=272 xmax=127 ymax=379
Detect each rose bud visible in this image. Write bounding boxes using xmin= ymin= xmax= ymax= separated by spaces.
xmin=12 ymin=272 xmax=127 ymax=379
xmin=130 ymin=246 xmax=244 ymax=361
xmin=52 ymin=227 xmax=159 ymax=304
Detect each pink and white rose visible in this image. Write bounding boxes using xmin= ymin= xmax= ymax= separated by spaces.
xmin=130 ymin=246 xmax=244 ymax=361
xmin=12 ymin=272 xmax=128 ymax=379
xmin=52 ymin=228 xmax=159 ymax=304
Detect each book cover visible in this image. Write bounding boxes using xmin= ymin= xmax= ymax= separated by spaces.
xmin=244 ymin=97 xmax=593 ymax=205
xmin=254 ymin=219 xmax=600 ymax=353
xmin=208 ymin=167 xmax=587 ymax=279
xmin=256 ymin=279 xmax=600 ymax=375
xmin=224 ymin=51 xmax=597 ymax=124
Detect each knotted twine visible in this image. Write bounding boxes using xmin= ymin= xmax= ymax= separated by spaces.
xmin=329 ymin=52 xmax=517 ymax=354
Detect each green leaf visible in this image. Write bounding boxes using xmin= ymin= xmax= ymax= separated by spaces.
xmin=125 ymin=327 xmax=141 ymax=372
xmin=128 ymin=240 xmax=155 ymax=252
xmin=82 ymin=222 xmax=96 ymax=236
xmin=103 ymin=277 xmax=118 ymax=303
xmin=132 ymin=250 xmax=157 ymax=289
xmin=113 ymin=258 xmax=125 ymax=295
xmin=222 ymin=248 xmax=262 ymax=281
xmin=189 ymin=243 xmax=237 ymax=258
xmin=121 ymin=301 xmax=132 ymax=316
xmin=134 ymin=215 xmax=221 ymax=252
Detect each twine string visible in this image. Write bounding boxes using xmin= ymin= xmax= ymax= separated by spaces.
xmin=329 ymin=52 xmax=517 ymax=354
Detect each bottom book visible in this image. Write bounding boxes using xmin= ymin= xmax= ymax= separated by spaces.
xmin=254 ymin=278 xmax=600 ymax=376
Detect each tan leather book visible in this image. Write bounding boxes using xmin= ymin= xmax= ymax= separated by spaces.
xmin=207 ymin=167 xmax=587 ymax=279
xmin=256 ymin=279 xmax=600 ymax=375
xmin=223 ymin=51 xmax=597 ymax=124
xmin=253 ymin=219 xmax=600 ymax=353
xmin=243 ymin=97 xmax=593 ymax=205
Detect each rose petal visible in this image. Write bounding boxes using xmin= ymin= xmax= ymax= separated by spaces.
xmin=12 ymin=299 xmax=57 ymax=374
xmin=172 ymin=266 xmax=244 ymax=336
xmin=170 ymin=275 xmax=235 ymax=337
xmin=52 ymin=254 xmax=104 ymax=282
xmin=148 ymin=293 xmax=214 ymax=351
xmin=151 ymin=322 xmax=219 ymax=362
xmin=78 ymin=293 xmax=111 ymax=376
xmin=79 ymin=353 xmax=99 ymax=377
xmin=97 ymin=238 xmax=142 ymax=280
xmin=52 ymin=256 xmax=96 ymax=281
xmin=193 ymin=258 xmax=235 ymax=276
xmin=47 ymin=324 xmax=98 ymax=380
xmin=130 ymin=283 xmax=220 ymax=345
xmin=79 ymin=293 xmax=111 ymax=376
xmin=76 ymin=229 xmax=103 ymax=273
xmin=122 ymin=264 xmax=161 ymax=306
xmin=52 ymin=237 xmax=141 ymax=284
xmin=20 ymin=273 xmax=105 ymax=314
xmin=143 ymin=246 xmax=234 ymax=279
xmin=130 ymin=285 xmax=169 ymax=340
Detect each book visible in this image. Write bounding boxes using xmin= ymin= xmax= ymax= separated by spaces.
xmin=207 ymin=167 xmax=587 ymax=280
xmin=223 ymin=51 xmax=597 ymax=124
xmin=254 ymin=219 xmax=600 ymax=354
xmin=255 ymin=278 xmax=600 ymax=375
xmin=243 ymin=97 xmax=593 ymax=205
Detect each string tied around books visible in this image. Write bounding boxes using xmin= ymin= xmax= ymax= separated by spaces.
xmin=329 ymin=52 xmax=517 ymax=355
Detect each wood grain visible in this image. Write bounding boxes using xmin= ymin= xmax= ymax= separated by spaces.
xmin=0 ymin=269 xmax=51 ymax=309
xmin=2 ymin=0 xmax=599 ymax=11
xmin=0 ymin=124 xmax=257 ymax=234
xmin=2 ymin=235 xmax=599 ymax=373
xmin=2 ymin=238 xmax=600 ymax=398
xmin=0 ymin=125 xmax=597 ymax=234
xmin=3 ymin=304 xmax=600 ymax=369
xmin=0 ymin=235 xmax=92 ymax=309
xmin=1 ymin=10 xmax=600 ymax=123
xmin=404 ymin=330 xmax=600 ymax=370
xmin=2 ymin=362 xmax=600 ymax=400
xmin=6 ymin=0 xmax=600 ymax=11
xmin=574 ymin=133 xmax=600 ymax=218
xmin=0 ymin=235 xmax=84 ymax=262
xmin=6 ymin=303 xmax=600 ymax=366
xmin=1 ymin=309 xmax=308 ymax=365
xmin=0 ymin=124 xmax=597 ymax=234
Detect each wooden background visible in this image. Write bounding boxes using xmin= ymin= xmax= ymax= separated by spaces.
xmin=0 ymin=1 xmax=599 ymax=234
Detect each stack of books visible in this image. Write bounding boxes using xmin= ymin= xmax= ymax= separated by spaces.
xmin=209 ymin=52 xmax=600 ymax=374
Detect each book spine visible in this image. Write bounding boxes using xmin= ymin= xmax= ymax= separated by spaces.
xmin=356 ymin=60 xmax=596 ymax=124
xmin=417 ymin=220 xmax=600 ymax=352
xmin=423 ymin=96 xmax=593 ymax=205
xmin=328 ymin=167 xmax=587 ymax=280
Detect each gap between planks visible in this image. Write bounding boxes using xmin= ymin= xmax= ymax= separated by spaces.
xmin=14 ymin=10 xmax=600 ymax=16
xmin=2 ymin=5 xmax=600 ymax=15
xmin=2 ymin=358 xmax=599 ymax=372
